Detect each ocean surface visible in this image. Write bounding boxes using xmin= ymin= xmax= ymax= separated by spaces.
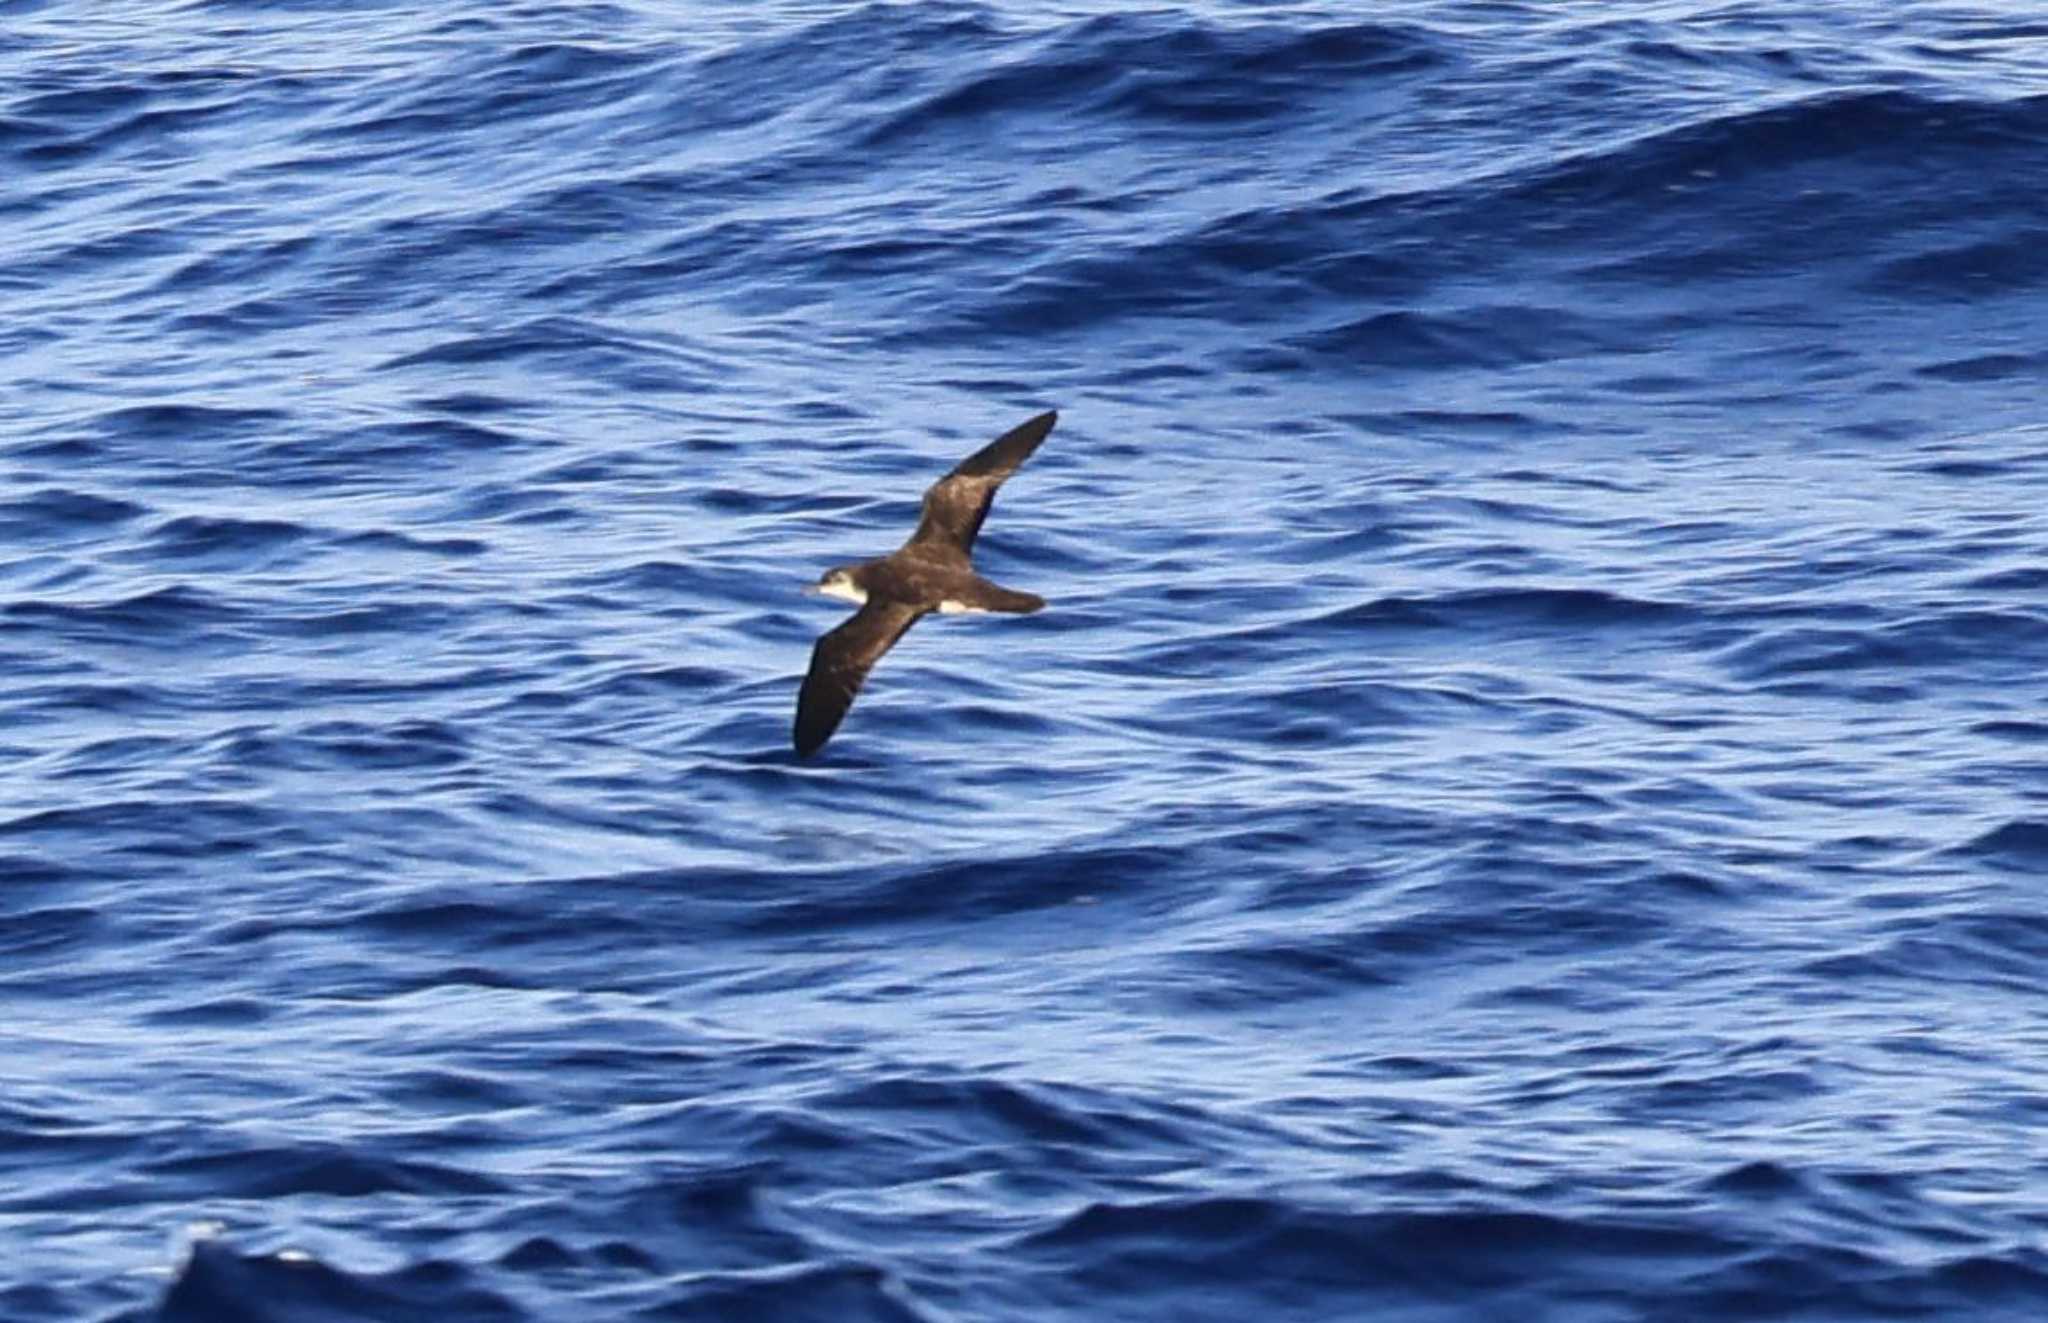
xmin=5 ymin=1 xmax=2048 ymax=1318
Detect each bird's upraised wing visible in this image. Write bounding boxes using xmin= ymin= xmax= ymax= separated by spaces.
xmin=794 ymin=599 xmax=927 ymax=756
xmin=907 ymin=410 xmax=1056 ymax=558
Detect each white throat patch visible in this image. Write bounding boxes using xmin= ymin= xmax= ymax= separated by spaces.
xmin=818 ymin=579 xmax=868 ymax=605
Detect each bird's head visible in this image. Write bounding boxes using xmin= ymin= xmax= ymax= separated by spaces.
xmin=804 ymin=565 xmax=868 ymax=604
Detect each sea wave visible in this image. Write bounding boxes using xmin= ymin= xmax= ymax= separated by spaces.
xmin=7 ymin=2 xmax=2048 ymax=1320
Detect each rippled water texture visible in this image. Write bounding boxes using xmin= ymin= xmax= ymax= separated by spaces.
xmin=5 ymin=2 xmax=2048 ymax=1319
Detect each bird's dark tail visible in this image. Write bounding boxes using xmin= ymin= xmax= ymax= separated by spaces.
xmin=990 ymin=589 xmax=1044 ymax=613
xmin=972 ymin=580 xmax=1044 ymax=613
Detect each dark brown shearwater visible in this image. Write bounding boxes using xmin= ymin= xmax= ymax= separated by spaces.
xmin=795 ymin=410 xmax=1057 ymax=757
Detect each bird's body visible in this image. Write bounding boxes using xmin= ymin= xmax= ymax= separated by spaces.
xmin=795 ymin=410 xmax=1057 ymax=757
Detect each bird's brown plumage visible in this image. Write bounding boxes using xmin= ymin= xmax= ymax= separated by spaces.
xmin=795 ymin=410 xmax=1056 ymax=757
xmin=794 ymin=599 xmax=926 ymax=758
xmin=908 ymin=410 xmax=1058 ymax=557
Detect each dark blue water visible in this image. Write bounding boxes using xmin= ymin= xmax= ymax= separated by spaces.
xmin=6 ymin=2 xmax=2048 ymax=1318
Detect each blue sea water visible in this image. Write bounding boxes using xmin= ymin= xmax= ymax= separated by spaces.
xmin=5 ymin=0 xmax=2048 ymax=1317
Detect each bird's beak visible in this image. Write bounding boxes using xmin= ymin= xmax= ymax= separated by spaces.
xmin=801 ymin=584 xmax=821 ymax=596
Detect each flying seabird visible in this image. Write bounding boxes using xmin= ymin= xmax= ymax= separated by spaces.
xmin=795 ymin=409 xmax=1057 ymax=757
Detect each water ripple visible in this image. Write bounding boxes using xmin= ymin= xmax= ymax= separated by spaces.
xmin=6 ymin=2 xmax=2048 ymax=1320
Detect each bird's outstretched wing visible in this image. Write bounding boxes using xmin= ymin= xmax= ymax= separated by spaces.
xmin=908 ymin=410 xmax=1056 ymax=557
xmin=794 ymin=600 xmax=927 ymax=756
